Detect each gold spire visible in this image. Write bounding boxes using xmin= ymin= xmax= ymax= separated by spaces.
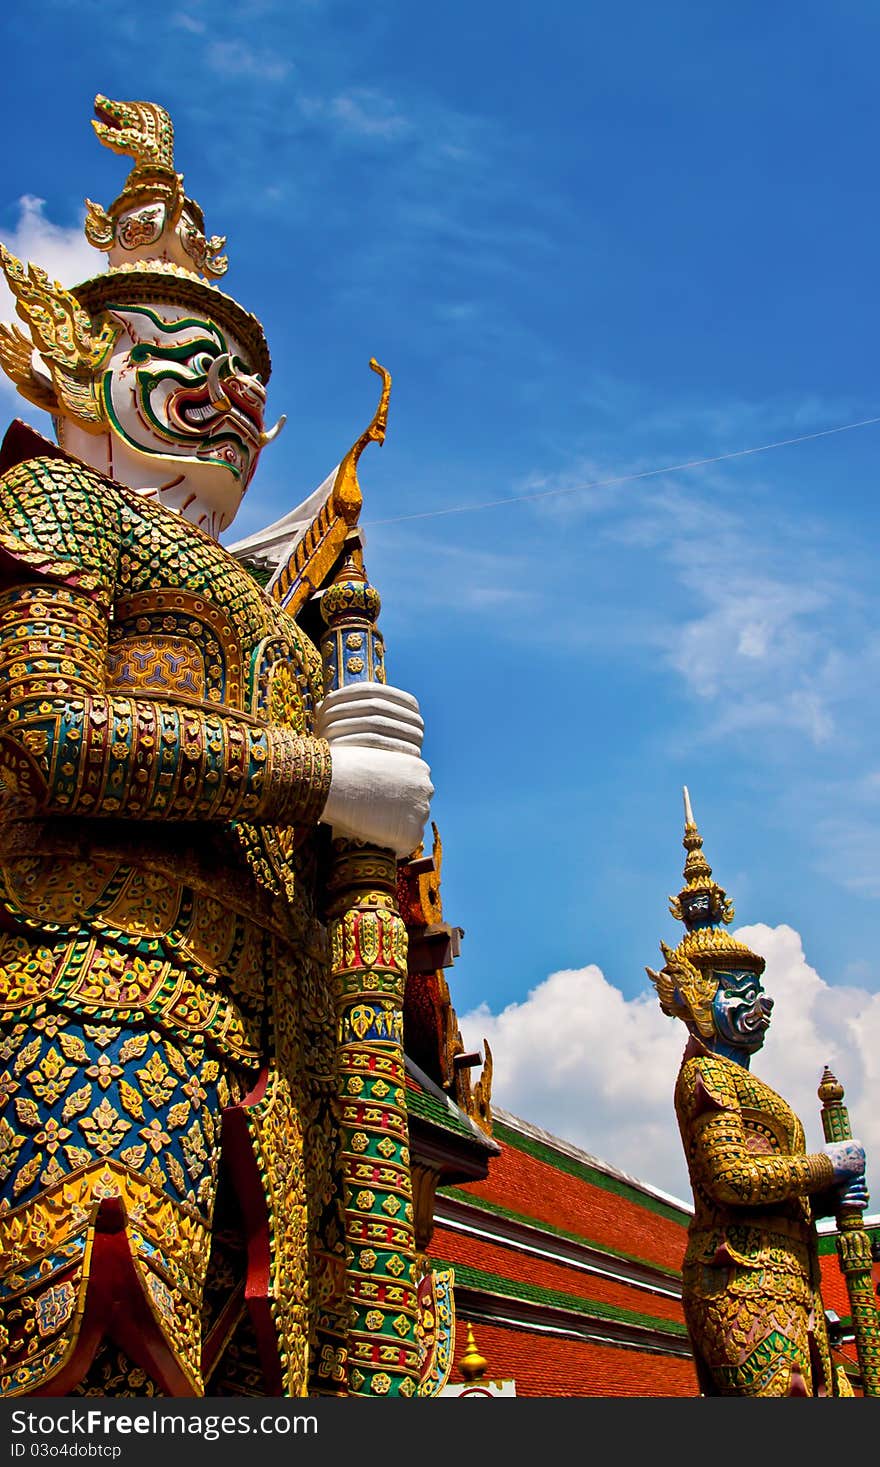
xmin=84 ymin=95 xmax=228 ymax=279
xmin=648 ymin=788 xmax=765 ymax=1036
xmin=669 ymin=785 xmax=735 ymax=929
xmin=331 ymin=358 xmax=392 ymax=526
xmin=458 ymin=1323 xmax=488 ymax=1383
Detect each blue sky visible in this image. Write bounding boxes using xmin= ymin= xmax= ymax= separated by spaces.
xmin=3 ymin=1 xmax=880 ymax=1201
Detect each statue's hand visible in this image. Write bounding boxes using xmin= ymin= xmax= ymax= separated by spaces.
xmin=823 ymin=1139 xmax=866 ymax=1184
xmin=836 ymin=1175 xmax=870 ymax=1212
xmin=316 ymin=683 xmax=425 ymax=756
xmin=317 ymin=683 xmax=432 ymax=857
xmin=320 ymin=746 xmax=433 ymax=857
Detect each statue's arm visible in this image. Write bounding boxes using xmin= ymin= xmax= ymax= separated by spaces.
xmin=0 ymin=578 xmax=330 ymax=825
xmin=691 ymin=1110 xmax=835 ymax=1206
xmin=680 ymin=1059 xmax=836 ymax=1207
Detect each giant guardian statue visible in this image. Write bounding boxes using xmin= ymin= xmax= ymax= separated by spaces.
xmin=0 ymin=95 xmax=435 ymax=1398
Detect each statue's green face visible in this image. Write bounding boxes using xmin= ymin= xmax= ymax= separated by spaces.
xmin=100 ymin=303 xmax=278 ymax=532
xmin=711 ymin=969 xmax=774 ymax=1054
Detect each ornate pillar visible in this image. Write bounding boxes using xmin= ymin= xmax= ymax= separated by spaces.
xmin=319 ymin=549 xmax=420 ymax=1398
xmin=818 ymin=1066 xmax=880 ymax=1396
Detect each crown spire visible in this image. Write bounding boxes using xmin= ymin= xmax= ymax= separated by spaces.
xmin=83 ymin=94 xmax=228 ymax=279
xmin=670 ymin=785 xmax=735 ymax=932
xmin=648 ymin=789 xmax=766 ymax=1034
xmin=683 ymin=784 xmax=694 ymax=826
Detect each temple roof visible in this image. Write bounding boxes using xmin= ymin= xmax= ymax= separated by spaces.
xmin=405 ymin=1057 xmax=499 ymax=1184
xmin=430 ymin=1106 xmax=697 ymax=1396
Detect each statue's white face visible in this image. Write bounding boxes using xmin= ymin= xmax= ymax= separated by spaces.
xmin=60 ymin=300 xmax=277 ymax=537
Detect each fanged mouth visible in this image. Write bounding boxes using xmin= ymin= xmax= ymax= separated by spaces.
xmin=180 ymin=401 xmax=219 ymax=426
xmin=741 ymin=1007 xmax=771 ymax=1033
xmin=164 ymin=388 xmax=250 ymax=478
xmin=168 ymin=387 xmax=223 ymax=434
xmin=167 ymin=382 xmax=264 ymax=447
xmin=93 ymin=96 xmax=119 ymax=132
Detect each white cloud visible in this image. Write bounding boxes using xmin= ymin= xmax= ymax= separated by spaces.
xmin=461 ymin=963 xmax=690 ymax=1203
xmin=170 ymin=12 xmax=206 ymax=33
xmin=366 ymin=529 xmax=539 ymax=620
xmin=668 ymin=568 xmax=837 ymax=741
xmin=299 ymin=89 xmax=410 ymax=142
xmin=205 ymin=40 xmax=291 ymax=82
xmin=633 ymin=391 xmax=870 ymax=444
xmin=460 ymin=922 xmax=880 ymax=1209
xmin=328 ymin=90 xmax=410 ymax=141
xmin=737 ymin=924 xmax=880 ymax=1185
xmin=0 ymin=195 xmax=99 ymax=300
xmin=485 ymin=388 xmax=876 ymax=753
xmin=816 ymin=807 xmax=880 ymax=899
xmin=578 ymin=471 xmax=859 ymax=748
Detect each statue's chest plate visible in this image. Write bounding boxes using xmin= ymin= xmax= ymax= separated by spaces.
xmin=739 ymin=1074 xmax=805 ymax=1156
xmin=107 ymin=589 xmax=244 ymax=708
xmin=110 ymin=498 xmax=323 ymax=722
xmin=740 ymin=1107 xmax=791 ymax=1156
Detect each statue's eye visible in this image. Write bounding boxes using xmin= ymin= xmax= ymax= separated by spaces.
xmin=191 ymin=351 xmax=215 ymax=374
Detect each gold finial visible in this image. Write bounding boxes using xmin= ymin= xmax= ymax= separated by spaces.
xmin=91 ymin=93 xmax=176 ymax=169
xmin=818 ymin=1065 xmax=845 ymax=1106
xmin=459 ymin=1322 xmax=488 ymax=1382
xmin=649 ymin=790 xmax=765 ymax=1034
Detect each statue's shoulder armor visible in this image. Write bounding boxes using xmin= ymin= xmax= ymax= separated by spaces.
xmin=0 ymin=432 xmax=120 ymax=595
xmin=676 ymin=1050 xmax=743 ymax=1120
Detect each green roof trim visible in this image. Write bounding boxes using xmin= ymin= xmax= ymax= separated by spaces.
xmin=491 ymin=1118 xmax=690 ymax=1225
xmin=437 ymin=1184 xmax=682 ymax=1281
xmin=405 ymin=1076 xmax=491 ymax=1144
xmin=431 ymin=1256 xmax=689 ymax=1338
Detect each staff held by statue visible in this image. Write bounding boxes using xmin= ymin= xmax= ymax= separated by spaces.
xmin=817 ymin=1067 xmax=880 ymax=1396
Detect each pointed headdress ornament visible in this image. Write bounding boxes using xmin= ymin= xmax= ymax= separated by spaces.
xmin=647 ymin=788 xmax=764 ymax=1037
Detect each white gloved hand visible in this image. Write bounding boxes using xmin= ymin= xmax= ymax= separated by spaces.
xmin=317 ymin=682 xmax=433 ymax=858
xmin=321 ymin=744 xmax=433 ymax=857
xmin=316 ymin=683 xmax=425 ymax=755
